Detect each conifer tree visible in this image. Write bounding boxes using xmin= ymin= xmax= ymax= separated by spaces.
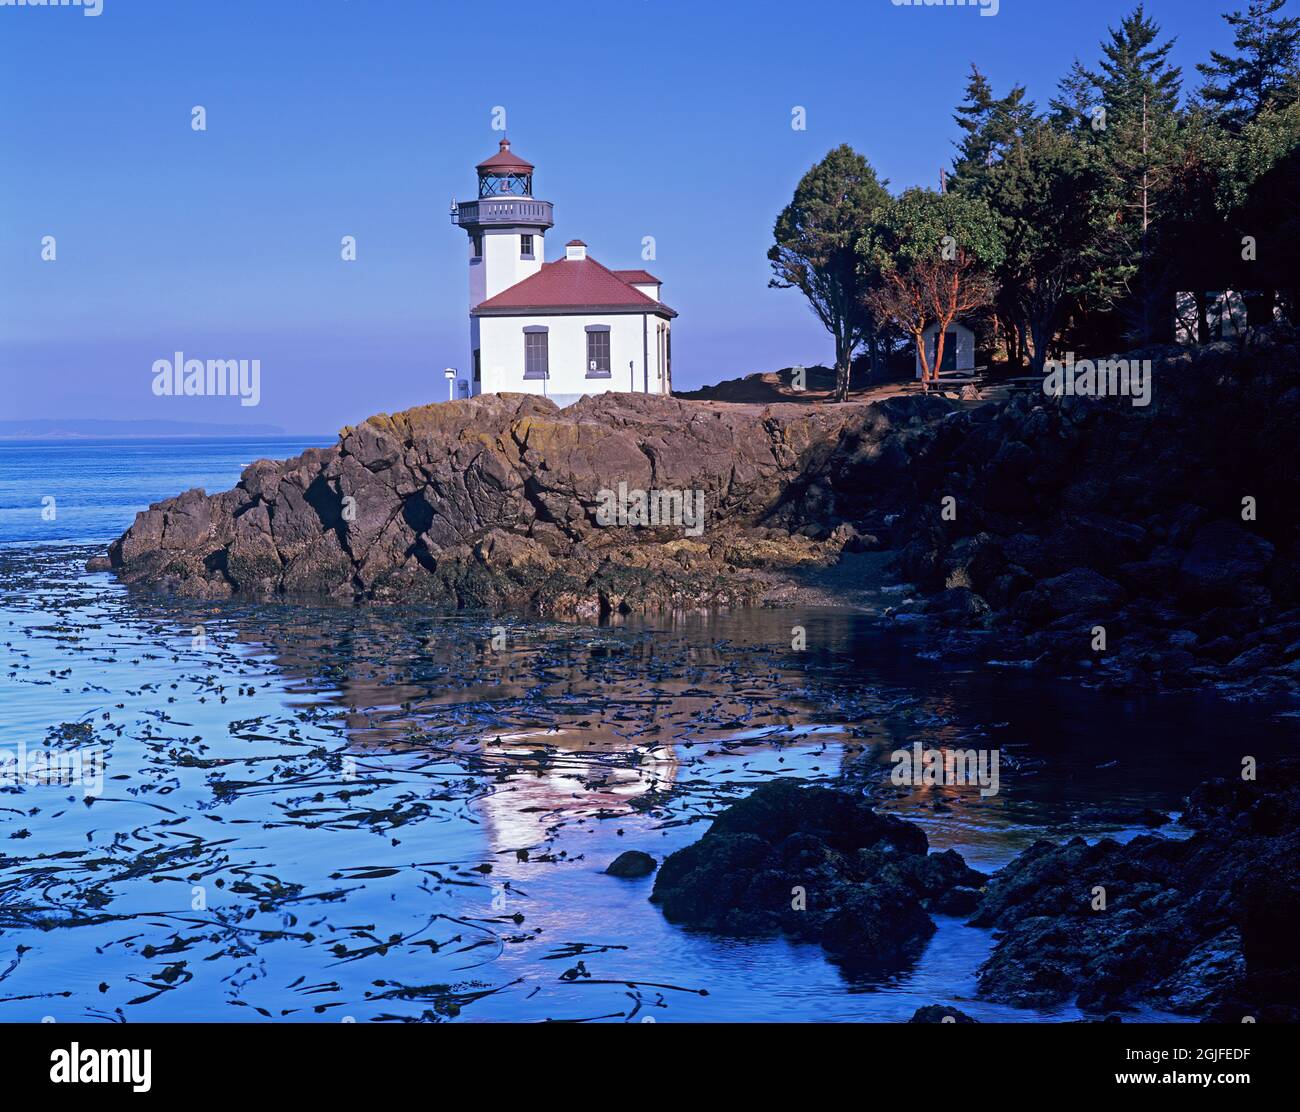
xmin=1084 ymin=5 xmax=1186 ymax=343
xmin=1198 ymin=0 xmax=1300 ymax=128
xmin=769 ymin=146 xmax=891 ymax=401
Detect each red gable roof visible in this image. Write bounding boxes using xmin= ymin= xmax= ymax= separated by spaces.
xmin=473 ymin=253 xmax=676 ymax=316
xmin=612 ymin=269 xmax=661 ymax=286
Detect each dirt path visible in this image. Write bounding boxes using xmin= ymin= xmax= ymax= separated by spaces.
xmin=677 ymin=367 xmax=1008 ymax=409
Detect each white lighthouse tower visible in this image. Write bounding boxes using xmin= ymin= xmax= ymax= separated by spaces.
xmin=451 ymin=139 xmax=554 ymax=394
xmin=451 ymin=139 xmax=675 ymax=405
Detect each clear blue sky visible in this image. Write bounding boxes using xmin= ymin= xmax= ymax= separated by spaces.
xmin=0 ymin=0 xmax=1238 ymax=432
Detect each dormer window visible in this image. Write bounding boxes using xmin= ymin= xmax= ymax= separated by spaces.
xmin=565 ymin=240 xmax=587 ymax=261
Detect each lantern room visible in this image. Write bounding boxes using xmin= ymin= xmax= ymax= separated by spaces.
xmin=476 ymin=138 xmax=534 ymax=198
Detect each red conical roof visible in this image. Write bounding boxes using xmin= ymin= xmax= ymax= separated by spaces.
xmin=477 ymin=138 xmax=534 ymax=174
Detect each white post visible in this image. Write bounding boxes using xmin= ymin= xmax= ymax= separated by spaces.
xmin=444 ymin=367 xmax=456 ymax=402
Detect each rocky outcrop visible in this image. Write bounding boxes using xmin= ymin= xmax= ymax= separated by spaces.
xmin=101 ymin=391 xmax=949 ymax=617
xmin=783 ymin=328 xmax=1298 ymax=696
xmin=970 ymin=759 xmax=1300 ymax=1020
xmin=648 ymin=779 xmax=987 ymax=970
xmin=648 ymin=765 xmax=1298 ymax=1019
xmin=99 ymin=330 xmax=1300 ymax=690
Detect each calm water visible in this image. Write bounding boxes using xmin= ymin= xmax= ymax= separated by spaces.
xmin=0 ymin=440 xmax=1295 ymax=1022
xmin=0 ymin=437 xmax=328 ymax=548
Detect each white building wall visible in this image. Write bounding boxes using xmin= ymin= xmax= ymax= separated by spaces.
xmin=472 ymin=228 xmax=546 ymax=303
xmin=478 ymin=312 xmax=670 ymax=406
xmin=469 ymin=240 xmax=486 ymax=308
xmin=654 ymin=317 xmax=671 ymax=393
xmin=468 ymin=315 xmax=481 ymax=397
xmin=467 ymin=228 xmax=548 ymax=397
xmin=916 ymin=322 xmax=976 ymax=378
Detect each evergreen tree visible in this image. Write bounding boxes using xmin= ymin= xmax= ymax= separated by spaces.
xmin=1198 ymin=0 xmax=1300 ymax=128
xmin=950 ymin=68 xmax=1042 ymax=363
xmin=769 ymin=146 xmax=891 ymax=401
xmin=1050 ymin=59 xmax=1102 ymax=130
xmin=1145 ymin=107 xmax=1236 ymax=341
xmin=1224 ymin=100 xmax=1300 ymax=322
xmin=1087 ymin=2 xmax=1183 ymax=115
xmin=952 ymin=65 xmax=1037 ymax=189
xmin=953 ymin=65 xmax=999 ymax=174
xmin=1084 ymin=5 xmax=1186 ymax=343
xmin=996 ymin=123 xmax=1111 ymax=372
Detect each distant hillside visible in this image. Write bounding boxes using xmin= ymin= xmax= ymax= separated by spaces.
xmin=0 ymin=418 xmax=288 ymax=440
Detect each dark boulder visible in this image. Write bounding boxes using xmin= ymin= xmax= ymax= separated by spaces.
xmin=605 ymin=851 xmax=657 ymax=878
xmin=1179 ymin=522 xmax=1275 ymax=604
xmin=650 ymin=780 xmax=984 ymax=970
xmin=1012 ymin=568 xmax=1126 ymax=627
xmin=926 ymin=586 xmax=991 ymax=621
xmin=909 ymin=1004 xmax=978 ymax=1023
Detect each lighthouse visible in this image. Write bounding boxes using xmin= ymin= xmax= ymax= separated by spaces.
xmin=451 ymin=139 xmax=675 ymax=406
xmin=453 ymin=139 xmax=554 ymax=307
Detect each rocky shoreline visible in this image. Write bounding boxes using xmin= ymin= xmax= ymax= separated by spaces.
xmin=94 ymin=389 xmax=948 ymax=615
xmin=95 ymin=330 xmax=1300 ymax=696
xmin=648 ymin=779 xmax=987 ymax=970
xmin=867 ymin=330 xmax=1300 ymax=699
xmin=649 ymin=764 xmax=1300 ymax=1022
xmin=968 ymin=759 xmax=1300 ymax=1021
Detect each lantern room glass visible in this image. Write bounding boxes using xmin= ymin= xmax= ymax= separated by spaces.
xmin=478 ymin=171 xmax=533 ymax=198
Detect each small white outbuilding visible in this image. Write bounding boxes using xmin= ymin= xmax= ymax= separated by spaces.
xmin=916 ymin=321 xmax=976 ymax=380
